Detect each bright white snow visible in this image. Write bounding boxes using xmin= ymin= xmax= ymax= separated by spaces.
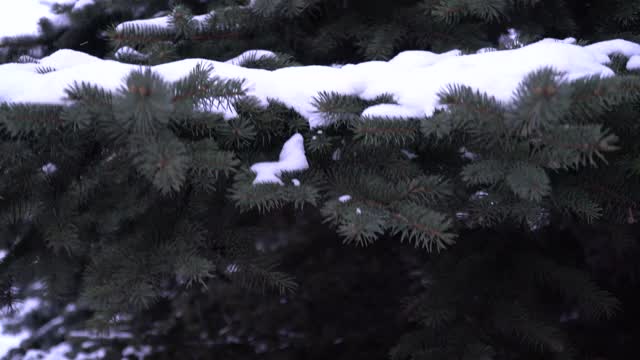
xmin=585 ymin=39 xmax=640 ymax=58
xmin=71 ymin=0 xmax=95 ymax=11
xmin=0 ymin=298 xmax=43 ymax=358
xmin=225 ymin=49 xmax=277 ymax=66
xmin=41 ymin=162 xmax=58 ymax=174
xmin=122 ymin=345 xmax=152 ymax=359
xmin=627 ymin=55 xmax=640 ymax=70
xmin=114 ymin=46 xmax=148 ymax=61
xmin=388 ymin=49 xmax=461 ymax=67
xmin=1 ymin=38 xmax=640 ymax=128
xmin=250 ymin=133 xmax=309 ymax=184
xmin=338 ymin=195 xmax=352 ymax=203
xmin=0 ymin=1 xmax=92 ymax=42
xmin=23 ymin=342 xmax=107 ymax=360
xmin=362 ymin=104 xmax=419 ymax=119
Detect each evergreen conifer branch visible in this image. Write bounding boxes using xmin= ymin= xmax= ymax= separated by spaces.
xmin=216 ymin=117 xmax=257 ymax=148
xmin=131 ymin=132 xmax=190 ymax=195
xmin=0 ymin=104 xmax=65 ymax=137
xmin=5 ymin=1 xmax=640 ymax=356
xmin=226 ymin=257 xmax=297 ymax=295
xmin=237 ymin=52 xmax=299 ymax=70
xmin=114 ymin=68 xmax=173 ymax=135
xmin=189 ymin=140 xmax=239 ymax=179
xmin=42 ymin=219 xmax=82 ymax=256
xmin=107 ymin=24 xmax=175 ymax=48
xmin=64 ymin=81 xmax=113 ymax=107
xmin=552 ymin=187 xmax=603 ymax=223
xmin=461 ymin=159 xmax=509 ymax=186
xmin=311 ymin=91 xmax=367 ymax=125
xmin=390 ymin=203 xmax=456 ymax=251
xmin=400 ymin=175 xmax=453 ymax=205
xmin=321 ymin=170 xmax=456 ymax=250
xmin=493 ymin=302 xmax=568 ymax=354
xmin=433 ymin=0 xmax=507 ymax=24
xmin=230 ymin=171 xmax=319 ymax=212
xmin=357 ymin=24 xmax=408 ymax=61
xmin=352 ymin=118 xmax=419 ymax=146
xmin=169 ymin=5 xmax=199 ymax=40
xmin=507 ymin=67 xmax=572 ymax=137
xmin=525 ymin=257 xmax=621 ymax=320
xmin=505 ymin=162 xmax=551 ymax=201
xmin=536 ymin=124 xmax=619 ymax=169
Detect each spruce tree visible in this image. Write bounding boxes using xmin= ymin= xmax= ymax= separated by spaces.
xmin=1 ymin=1 xmax=640 ymax=359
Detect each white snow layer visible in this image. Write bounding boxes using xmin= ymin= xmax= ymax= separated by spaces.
xmin=1 ymin=38 xmax=640 ymax=128
xmin=250 ymin=133 xmax=308 ymax=184
xmin=0 ymin=298 xmax=42 ymax=358
xmin=0 ymin=0 xmax=93 ymax=42
xmin=627 ymin=55 xmax=640 ymax=70
xmin=0 ymin=1 xmax=62 ymax=40
xmin=23 ymin=342 xmax=107 ymax=360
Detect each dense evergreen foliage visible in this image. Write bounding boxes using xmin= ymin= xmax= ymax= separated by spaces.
xmin=1 ymin=0 xmax=640 ymax=359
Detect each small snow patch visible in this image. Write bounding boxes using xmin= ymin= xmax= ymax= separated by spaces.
xmin=225 ymin=49 xmax=277 ymax=66
xmin=115 ymin=46 xmax=148 ymax=60
xmin=41 ymin=162 xmax=57 ymax=175
xmin=291 ymin=179 xmax=301 ymax=187
xmin=362 ymin=103 xmax=421 ymax=119
xmin=339 ymin=195 xmax=352 ymax=203
xmin=332 ymin=148 xmax=342 ymax=161
xmin=628 ymin=55 xmax=640 ymax=70
xmin=473 ymin=191 xmax=489 ymax=199
xmin=123 ymin=345 xmax=153 ymax=359
xmin=251 ymin=134 xmax=309 ymax=185
xmin=401 ymin=149 xmax=418 ymax=160
xmin=459 ymin=147 xmax=478 ymax=161
xmin=72 ymin=0 xmax=96 ymax=11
